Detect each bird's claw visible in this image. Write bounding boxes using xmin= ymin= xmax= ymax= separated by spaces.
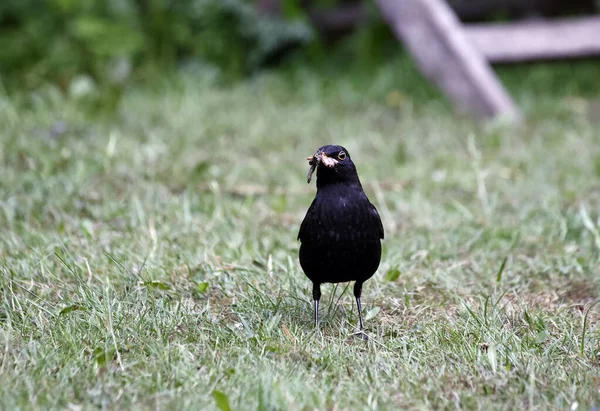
xmin=351 ymin=329 xmax=369 ymax=341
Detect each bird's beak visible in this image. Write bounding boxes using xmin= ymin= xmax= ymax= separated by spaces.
xmin=320 ymin=153 xmax=339 ymax=168
xmin=306 ymin=152 xmax=338 ymax=183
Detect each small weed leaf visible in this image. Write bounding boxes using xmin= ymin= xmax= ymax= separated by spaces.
xmin=142 ymin=281 xmax=170 ymax=291
xmin=266 ymin=313 xmax=281 ymax=333
xmin=384 ymin=268 xmax=401 ymax=282
xmin=212 ymin=390 xmax=232 ymax=411
xmin=534 ymin=329 xmax=549 ymax=344
xmin=196 ymin=282 xmax=209 ymax=294
xmin=59 ymin=304 xmax=86 ymax=316
xmin=365 ymin=306 xmax=380 ymax=321
xmin=93 ymin=347 xmax=116 ymax=366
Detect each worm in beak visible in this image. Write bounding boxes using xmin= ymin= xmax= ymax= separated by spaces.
xmin=306 ymin=152 xmax=338 ymax=183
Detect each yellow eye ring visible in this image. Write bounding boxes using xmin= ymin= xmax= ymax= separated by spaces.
xmin=338 ymin=151 xmax=347 ymax=161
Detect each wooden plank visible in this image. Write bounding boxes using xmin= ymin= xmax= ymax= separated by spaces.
xmin=376 ymin=0 xmax=519 ymax=120
xmin=449 ymin=0 xmax=596 ymax=20
xmin=466 ymin=17 xmax=600 ymax=62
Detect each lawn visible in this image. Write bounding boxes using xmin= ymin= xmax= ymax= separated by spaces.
xmin=1 ymin=60 xmax=600 ymax=409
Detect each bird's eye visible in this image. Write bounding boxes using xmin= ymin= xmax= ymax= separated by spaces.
xmin=338 ymin=151 xmax=347 ymax=161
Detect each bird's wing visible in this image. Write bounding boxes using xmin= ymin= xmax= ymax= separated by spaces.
xmin=297 ymin=198 xmax=317 ymax=241
xmin=370 ymin=204 xmax=384 ymax=240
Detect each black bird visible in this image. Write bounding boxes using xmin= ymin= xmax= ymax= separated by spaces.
xmin=298 ymin=145 xmax=384 ymax=331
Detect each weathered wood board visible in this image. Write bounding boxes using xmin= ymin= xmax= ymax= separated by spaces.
xmin=376 ymin=0 xmax=519 ymax=120
xmin=466 ymin=16 xmax=600 ymax=62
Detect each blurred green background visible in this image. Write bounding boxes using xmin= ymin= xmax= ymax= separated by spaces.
xmin=2 ymin=0 xmax=600 ymax=108
xmin=0 ymin=0 xmax=315 ymax=90
xmin=2 ymin=0 xmax=600 ymax=104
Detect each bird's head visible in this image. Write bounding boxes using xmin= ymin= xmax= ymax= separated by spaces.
xmin=306 ymin=145 xmax=359 ymax=187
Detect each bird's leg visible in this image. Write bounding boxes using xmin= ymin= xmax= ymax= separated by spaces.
xmin=353 ymin=281 xmax=365 ymax=331
xmin=312 ymin=283 xmax=321 ymax=328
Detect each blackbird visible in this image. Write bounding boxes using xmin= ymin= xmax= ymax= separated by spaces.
xmin=298 ymin=145 xmax=384 ymax=331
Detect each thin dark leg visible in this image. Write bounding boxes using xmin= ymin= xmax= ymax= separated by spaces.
xmin=353 ymin=281 xmax=364 ymax=330
xmin=312 ymin=282 xmax=321 ymax=328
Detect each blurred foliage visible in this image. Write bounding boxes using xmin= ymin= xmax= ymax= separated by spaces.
xmin=2 ymin=0 xmax=600 ymax=112
xmin=0 ymin=0 xmax=313 ymax=92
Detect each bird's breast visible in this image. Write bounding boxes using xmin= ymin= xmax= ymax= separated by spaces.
xmin=303 ymin=192 xmax=380 ymax=244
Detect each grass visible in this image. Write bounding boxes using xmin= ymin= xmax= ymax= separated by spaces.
xmin=1 ymin=59 xmax=600 ymax=409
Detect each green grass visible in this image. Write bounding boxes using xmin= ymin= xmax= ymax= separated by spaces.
xmin=1 ymin=61 xmax=600 ymax=410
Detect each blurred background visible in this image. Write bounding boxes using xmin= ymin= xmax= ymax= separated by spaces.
xmin=2 ymin=0 xmax=600 ymax=109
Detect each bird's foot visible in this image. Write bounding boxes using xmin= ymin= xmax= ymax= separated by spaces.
xmin=351 ymin=328 xmax=368 ymax=341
